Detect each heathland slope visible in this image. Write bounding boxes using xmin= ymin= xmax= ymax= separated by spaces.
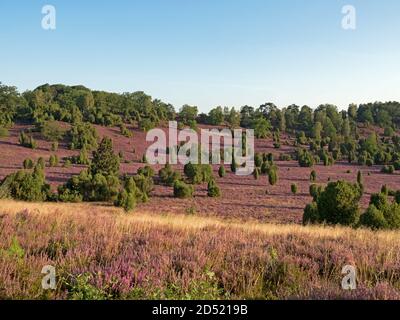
xmin=0 ymin=200 xmax=400 ymax=300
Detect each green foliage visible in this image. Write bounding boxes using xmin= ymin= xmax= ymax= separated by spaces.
xmin=207 ymin=106 xmax=224 ymax=125
xmin=58 ymin=170 xmax=120 ymax=203
xmin=381 ymin=165 xmax=395 ymax=174
xmin=303 ymin=202 xmax=319 ymax=225
xmin=114 ymin=190 xmax=136 ymax=212
xmin=310 ymin=170 xmax=317 ymax=182
xmin=0 ymin=166 xmax=50 ymax=202
xmin=359 ymin=205 xmax=388 ymax=230
xmin=268 ymin=166 xmax=278 ymax=186
xmin=359 ymin=192 xmax=400 ymax=230
xmin=309 ymin=184 xmax=323 ymax=201
xmin=68 ymin=122 xmax=98 ymax=150
xmin=64 ymin=274 xmax=110 ymax=300
xmin=218 ymin=165 xmax=226 ymax=178
xmin=253 ymin=117 xmax=271 ymax=139
xmin=23 ymin=158 xmax=34 ymax=169
xmin=90 ymin=137 xmax=120 ymax=177
xmin=40 ymin=121 xmax=65 ymax=141
xmin=384 ymin=127 xmax=394 ymax=137
xmin=298 ymin=149 xmax=314 ymax=168
xmin=0 ymin=237 xmax=25 ymax=260
xmin=314 ymin=180 xmax=362 ymax=226
xmin=173 ymin=180 xmax=194 ymax=198
xmin=207 ymin=180 xmax=221 ymax=197
xmin=120 ymin=123 xmax=132 ymax=137
xmin=291 ymin=183 xmax=298 ymax=195
xmin=19 ymin=131 xmax=37 ymax=149
xmin=179 ymin=105 xmax=198 ymax=125
xmin=159 ymin=164 xmax=181 ymax=186
xmin=0 ymin=83 xmax=26 ymax=127
xmin=51 ymin=141 xmax=59 ymax=152
xmin=49 ymin=154 xmax=59 ymax=167
xmin=0 ymin=127 xmax=9 ymax=137
xmin=184 ymin=163 xmax=213 ymax=184
xmin=254 ymin=153 xmax=263 ymax=167
xmin=36 ymin=157 xmax=45 ymax=170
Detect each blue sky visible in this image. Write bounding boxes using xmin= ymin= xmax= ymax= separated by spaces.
xmin=1 ymin=0 xmax=400 ymax=113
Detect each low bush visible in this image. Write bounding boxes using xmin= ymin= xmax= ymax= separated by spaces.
xmin=173 ymin=180 xmax=194 ymax=198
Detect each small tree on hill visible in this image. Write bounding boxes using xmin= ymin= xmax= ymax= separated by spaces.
xmin=90 ymin=137 xmax=120 ymax=177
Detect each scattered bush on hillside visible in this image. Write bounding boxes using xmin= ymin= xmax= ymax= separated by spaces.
xmin=0 ymin=165 xmax=51 ymax=201
xmin=303 ymin=180 xmax=362 ymax=227
xmin=173 ymin=180 xmax=194 ymax=198
xmin=23 ymin=158 xmax=34 ymax=169
xmin=19 ymin=131 xmax=37 ymax=149
xmin=207 ymin=180 xmax=221 ymax=198
xmin=159 ymin=164 xmax=181 ymax=186
xmin=218 ymin=165 xmax=225 ymax=178
xmin=40 ymin=121 xmax=65 ymax=141
xmin=68 ymin=122 xmax=98 ymax=150
xmin=359 ymin=192 xmax=400 ymax=230
xmin=381 ymin=165 xmax=395 ymax=174
xmin=298 ymin=149 xmax=314 ymax=168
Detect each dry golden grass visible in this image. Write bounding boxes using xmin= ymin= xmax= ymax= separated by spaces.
xmin=2 ymin=199 xmax=400 ymax=244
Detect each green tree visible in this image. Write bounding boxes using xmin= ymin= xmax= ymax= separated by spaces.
xmin=90 ymin=137 xmax=120 ymax=177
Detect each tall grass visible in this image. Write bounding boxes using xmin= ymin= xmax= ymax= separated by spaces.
xmin=0 ymin=200 xmax=399 ymax=300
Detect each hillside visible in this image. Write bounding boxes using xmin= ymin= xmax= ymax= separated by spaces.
xmin=1 ymin=121 xmax=399 ymax=224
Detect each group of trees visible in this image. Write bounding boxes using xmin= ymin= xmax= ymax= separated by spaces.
xmin=303 ymin=179 xmax=400 ymax=230
xmin=0 ymin=137 xmax=154 ymax=212
xmin=0 ymin=82 xmax=175 ymax=133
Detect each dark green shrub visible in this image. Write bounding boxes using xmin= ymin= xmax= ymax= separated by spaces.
xmin=51 ymin=141 xmax=58 ymax=152
xmin=303 ymin=202 xmax=319 ymax=225
xmin=137 ymin=165 xmax=155 ymax=178
xmin=90 ymin=137 xmax=120 ymax=177
xmin=159 ymin=164 xmax=181 ymax=186
xmin=316 ymin=181 xmax=362 ymax=226
xmin=23 ymin=158 xmax=34 ymax=169
xmin=114 ymin=190 xmax=136 ymax=212
xmin=173 ymin=180 xmax=194 ymax=198
xmin=359 ymin=205 xmax=388 ymax=230
xmin=207 ymin=180 xmax=221 ymax=198
xmin=49 ymin=154 xmax=59 ymax=167
xmin=40 ymin=121 xmax=65 ymax=141
xmin=381 ymin=165 xmax=395 ymax=174
xmin=309 ymin=184 xmax=323 ymax=201
xmin=231 ymin=154 xmax=237 ymax=173
xmin=36 ymin=157 xmax=45 ymax=170
xmin=298 ymin=149 xmax=314 ymax=167
xmin=0 ymin=166 xmax=50 ymax=202
xmin=19 ymin=131 xmax=37 ymax=149
xmin=68 ymin=122 xmax=98 ymax=150
xmin=254 ymin=153 xmax=263 ymax=167
xmin=310 ymin=170 xmax=317 ymax=182
xmin=268 ymin=167 xmax=278 ymax=186
xmin=260 ymin=161 xmax=269 ymax=175
xmin=120 ymin=124 xmax=132 ymax=138
xmin=291 ymin=183 xmax=298 ymax=195
xmin=218 ymin=166 xmax=225 ymax=178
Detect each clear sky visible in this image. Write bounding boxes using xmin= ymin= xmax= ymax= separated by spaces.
xmin=1 ymin=0 xmax=400 ymax=113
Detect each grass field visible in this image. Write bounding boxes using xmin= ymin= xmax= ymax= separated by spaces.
xmin=1 ymin=200 xmax=400 ymax=300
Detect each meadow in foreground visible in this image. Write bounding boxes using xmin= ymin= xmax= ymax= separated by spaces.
xmin=0 ymin=200 xmax=399 ymax=300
